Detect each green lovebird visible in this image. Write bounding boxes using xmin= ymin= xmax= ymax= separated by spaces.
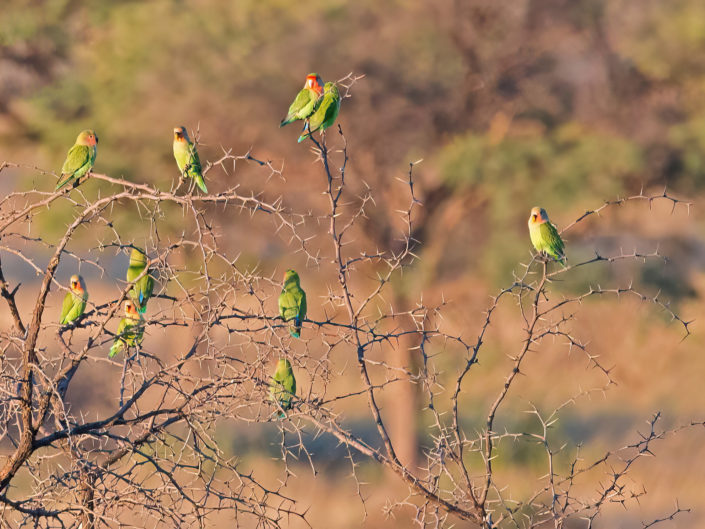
xmin=126 ymin=246 xmax=154 ymax=313
xmin=173 ymin=126 xmax=207 ymax=193
xmin=269 ymin=358 xmax=297 ymax=418
xmin=55 ymin=129 xmax=98 ymax=190
xmin=59 ymin=274 xmax=88 ymax=325
xmin=528 ymin=207 xmax=566 ymax=264
xmin=298 ymin=82 xmax=341 ymax=143
xmin=278 ymin=269 xmax=307 ymax=338
xmin=109 ymin=299 xmax=144 ymax=358
xmin=280 ymin=73 xmax=324 ymax=127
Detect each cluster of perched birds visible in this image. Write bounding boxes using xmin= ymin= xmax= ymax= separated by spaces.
xmin=59 ymin=247 xmax=153 ymax=359
xmin=53 ymin=72 xmax=565 ymax=418
xmin=54 ymin=73 xmax=332 ymax=416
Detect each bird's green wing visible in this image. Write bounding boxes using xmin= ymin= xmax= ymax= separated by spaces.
xmin=286 ymin=287 xmax=305 ymax=338
xmin=284 ymin=371 xmax=296 ymax=401
xmin=187 ymin=143 xmax=207 ymax=193
xmin=270 ymin=364 xmax=296 ymax=412
xmin=109 ymin=318 xmax=144 ymax=358
xmin=109 ymin=318 xmax=129 ymax=358
xmin=317 ymin=85 xmax=341 ymax=132
xmin=64 ymin=294 xmax=87 ymax=324
xmin=280 ymin=89 xmax=317 ymax=127
xmin=298 ymin=288 xmax=307 ymax=321
xmin=129 ymin=265 xmax=154 ymax=313
xmin=60 ymin=292 xmax=74 ymax=324
xmin=127 ymin=263 xmax=145 ymax=305
xmin=539 ymin=222 xmax=566 ymax=263
xmin=56 ymin=144 xmax=91 ymax=190
xmin=130 ymin=320 xmax=145 ymax=347
xmin=279 ymin=290 xmax=298 ymax=320
xmin=175 ymin=141 xmax=207 ymax=193
xmin=279 ymin=372 xmax=296 ymax=410
xmin=186 ymin=142 xmax=202 ymax=177
xmin=298 ymin=86 xmax=340 ymax=142
xmin=126 ymin=262 xmax=144 ymax=284
xmin=137 ymin=274 xmax=154 ymax=313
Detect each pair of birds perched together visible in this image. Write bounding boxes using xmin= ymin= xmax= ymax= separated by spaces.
xmin=280 ymin=73 xmax=341 ymax=141
xmin=270 ymin=269 xmax=307 ymax=417
xmin=56 ymin=73 xmax=343 ymax=194
xmin=59 ymin=247 xmax=154 ymax=358
xmin=55 ymin=126 xmax=207 ymax=193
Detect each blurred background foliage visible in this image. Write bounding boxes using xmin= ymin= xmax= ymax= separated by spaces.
xmin=1 ymin=0 xmax=704 ymax=526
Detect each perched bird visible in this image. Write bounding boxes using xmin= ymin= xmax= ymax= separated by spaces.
xmin=298 ymin=82 xmax=340 ymax=143
xmin=269 ymin=358 xmax=297 ymax=418
xmin=528 ymin=207 xmax=566 ymax=264
xmin=109 ymin=299 xmax=144 ymax=358
xmin=173 ymin=126 xmax=207 ymax=193
xmin=126 ymin=246 xmax=154 ymax=313
xmin=278 ymin=269 xmax=307 ymax=338
xmin=280 ymin=73 xmax=325 ymax=127
xmin=55 ymin=129 xmax=99 ymax=190
xmin=59 ymin=274 xmax=88 ymax=325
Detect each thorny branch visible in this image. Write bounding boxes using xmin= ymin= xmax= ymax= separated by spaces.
xmin=0 ymin=81 xmax=700 ymax=527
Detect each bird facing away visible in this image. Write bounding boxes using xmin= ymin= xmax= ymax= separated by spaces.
xmin=173 ymin=126 xmax=207 ymax=193
xmin=55 ymin=129 xmax=98 ymax=190
xmin=278 ymin=269 xmax=307 ymax=338
xmin=109 ymin=299 xmax=144 ymax=358
xmin=280 ymin=73 xmax=325 ymax=127
xmin=269 ymin=358 xmax=297 ymax=418
xmin=298 ymin=82 xmax=341 ymax=143
xmin=126 ymin=246 xmax=154 ymax=313
xmin=528 ymin=207 xmax=566 ymax=264
xmin=59 ymin=274 xmax=88 ymax=325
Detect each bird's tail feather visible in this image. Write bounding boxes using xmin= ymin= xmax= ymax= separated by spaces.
xmin=297 ymin=121 xmax=311 ymax=143
xmin=55 ymin=174 xmax=73 ymax=191
xmin=108 ymin=342 xmax=121 ymax=359
xmin=290 ymin=316 xmax=301 ymax=338
xmin=195 ymin=176 xmax=208 ymax=194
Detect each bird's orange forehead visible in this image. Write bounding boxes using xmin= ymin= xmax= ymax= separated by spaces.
xmin=305 ymin=74 xmax=323 ymax=92
xmin=529 ymin=207 xmax=546 ymax=222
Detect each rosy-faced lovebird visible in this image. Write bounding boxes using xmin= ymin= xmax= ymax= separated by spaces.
xmin=278 ymin=269 xmax=307 ymax=338
xmin=528 ymin=207 xmax=566 ymax=264
xmin=298 ymin=82 xmax=340 ymax=143
xmin=56 ymin=129 xmax=98 ymax=190
xmin=173 ymin=126 xmax=207 ymax=193
xmin=126 ymin=247 xmax=154 ymax=313
xmin=280 ymin=73 xmax=324 ymax=127
xmin=59 ymin=274 xmax=88 ymax=325
xmin=109 ymin=299 xmax=144 ymax=358
xmin=269 ymin=358 xmax=297 ymax=418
